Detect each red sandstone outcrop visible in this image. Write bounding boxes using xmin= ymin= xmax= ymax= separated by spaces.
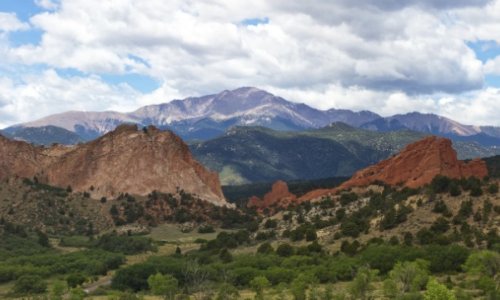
xmin=299 ymin=136 xmax=488 ymax=201
xmin=248 ymin=180 xmax=300 ymax=212
xmin=0 ymin=134 xmax=42 ymax=179
xmin=0 ymin=125 xmax=228 ymax=206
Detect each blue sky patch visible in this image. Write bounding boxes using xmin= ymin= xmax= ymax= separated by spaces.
xmin=100 ymin=73 xmax=159 ymax=93
xmin=8 ymin=28 xmax=42 ymax=46
xmin=0 ymin=0 xmax=43 ymax=22
xmin=55 ymin=68 xmax=159 ymax=93
xmin=241 ymin=17 xmax=269 ymax=26
xmin=485 ymin=74 xmax=500 ymax=88
xmin=467 ymin=40 xmax=500 ymax=63
xmin=55 ymin=68 xmax=87 ymax=78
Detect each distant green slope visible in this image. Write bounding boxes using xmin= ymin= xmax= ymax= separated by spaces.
xmin=191 ymin=126 xmax=373 ymax=185
xmin=192 ymin=124 xmax=500 ymax=185
xmin=4 ymin=125 xmax=83 ymax=145
xmin=485 ymin=155 xmax=500 ymax=178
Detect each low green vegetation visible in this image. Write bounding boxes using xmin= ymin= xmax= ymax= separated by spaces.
xmin=0 ymin=221 xmax=160 ymax=298
xmin=93 ymin=233 xmax=156 ymax=254
xmin=109 ymin=236 xmax=498 ymax=299
xmin=0 ymin=175 xmax=498 ymax=299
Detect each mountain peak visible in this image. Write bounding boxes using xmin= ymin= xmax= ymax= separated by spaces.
xmin=230 ymin=86 xmax=268 ymax=94
xmin=7 ymin=87 xmax=498 ymax=146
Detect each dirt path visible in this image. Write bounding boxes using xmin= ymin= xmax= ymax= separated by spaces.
xmin=83 ymin=277 xmax=112 ymax=294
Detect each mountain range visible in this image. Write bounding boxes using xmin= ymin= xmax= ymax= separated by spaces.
xmin=4 ymin=87 xmax=500 ymax=148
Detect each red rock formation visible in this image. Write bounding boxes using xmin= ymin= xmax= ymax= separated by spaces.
xmin=0 ymin=125 xmax=228 ymax=206
xmin=299 ymin=136 xmax=488 ymax=201
xmin=248 ymin=180 xmax=299 ymax=212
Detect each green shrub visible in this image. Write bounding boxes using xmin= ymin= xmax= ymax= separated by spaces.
xmin=449 ymin=182 xmax=462 ymax=197
xmin=93 ymin=233 xmax=156 ymax=254
xmin=430 ymin=176 xmax=451 ymax=194
xmin=423 ymin=277 xmax=456 ymax=300
xmin=305 ymin=228 xmax=317 ymax=241
xmin=197 ymin=225 xmax=215 ymax=234
xmin=432 ymin=200 xmax=451 ymax=216
xmin=276 ymin=243 xmax=294 ymax=257
xmin=264 ymin=219 xmax=278 ymax=229
xmin=430 ymin=217 xmax=450 ymax=234
xmin=487 ymin=183 xmax=499 ymax=194
xmin=340 ymin=192 xmax=358 ymax=206
xmin=231 ymin=267 xmax=261 ymax=286
xmin=148 ymin=273 xmax=178 ymax=299
xmin=349 ymin=267 xmax=378 ymax=300
xmin=257 ymin=243 xmax=274 ymax=255
xmin=13 ymin=275 xmax=47 ymax=294
xmin=423 ymin=245 xmax=469 ymax=273
xmin=112 ymin=263 xmax=156 ymax=291
xmin=383 ymin=260 xmax=429 ymax=296
xmin=66 ymin=273 xmax=86 ymax=288
xmin=264 ymin=267 xmax=295 ymax=285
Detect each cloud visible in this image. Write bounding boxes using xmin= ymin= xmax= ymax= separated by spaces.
xmin=5 ymin=0 xmax=485 ymax=95
xmin=0 ymin=0 xmax=499 ymax=127
xmin=0 ymin=70 xmax=140 ymax=127
xmin=34 ymin=0 xmax=60 ymax=10
xmin=264 ymin=83 xmax=500 ymax=127
xmin=438 ymin=88 xmax=500 ymax=126
xmin=0 ymin=13 xmax=29 ymax=32
xmin=451 ymin=0 xmax=500 ymax=44
xmin=484 ymin=56 xmax=500 ymax=74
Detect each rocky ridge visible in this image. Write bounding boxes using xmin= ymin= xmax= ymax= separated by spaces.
xmin=0 ymin=125 xmax=228 ymax=206
xmin=247 ymin=180 xmax=300 ymax=212
xmin=300 ymin=136 xmax=488 ymax=201
xmin=249 ymin=136 xmax=489 ymax=211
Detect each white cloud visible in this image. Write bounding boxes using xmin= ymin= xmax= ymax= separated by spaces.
xmin=0 ymin=0 xmax=499 ymax=127
xmin=0 ymin=13 xmax=29 ymax=32
xmin=451 ymin=0 xmax=500 ymax=43
xmin=34 ymin=0 xmax=60 ymax=10
xmin=6 ymin=0 xmax=485 ymax=95
xmin=484 ymin=56 xmax=500 ymax=75
xmin=438 ymin=88 xmax=500 ymax=126
xmin=0 ymin=70 xmax=140 ymax=126
xmin=264 ymin=83 xmax=500 ymax=126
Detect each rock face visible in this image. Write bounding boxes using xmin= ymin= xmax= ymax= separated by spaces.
xmin=247 ymin=180 xmax=299 ymax=212
xmin=299 ymin=136 xmax=488 ymax=201
xmin=340 ymin=136 xmax=488 ymax=188
xmin=0 ymin=125 xmax=228 ymax=206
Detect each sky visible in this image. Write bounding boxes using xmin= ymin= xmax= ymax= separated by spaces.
xmin=1 ymin=0 xmax=500 ymax=128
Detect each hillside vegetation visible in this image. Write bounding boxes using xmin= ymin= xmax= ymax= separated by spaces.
xmin=485 ymin=155 xmax=500 ymax=178
xmin=0 ymin=175 xmax=498 ymax=299
xmin=192 ymin=125 xmax=500 ymax=185
xmin=0 ymin=178 xmax=254 ymax=235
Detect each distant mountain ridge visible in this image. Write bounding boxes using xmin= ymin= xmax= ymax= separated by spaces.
xmin=2 ymin=125 xmax=83 ymax=145
xmin=190 ymin=125 xmax=500 ymax=185
xmin=361 ymin=112 xmax=500 ymax=146
xmin=2 ymin=87 xmax=380 ymax=142
xmin=298 ymin=136 xmax=489 ymax=202
xmin=4 ymin=87 xmax=500 ymax=147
